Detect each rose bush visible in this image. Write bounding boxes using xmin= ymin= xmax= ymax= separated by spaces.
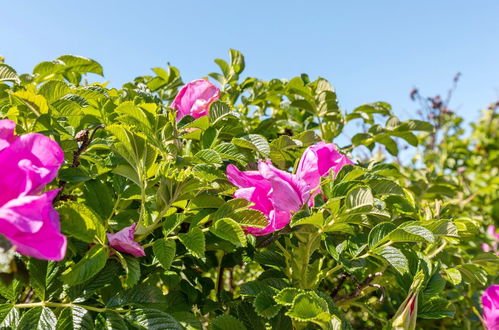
xmin=0 ymin=50 xmax=496 ymax=329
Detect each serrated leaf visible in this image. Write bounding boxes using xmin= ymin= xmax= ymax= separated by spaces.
xmin=95 ymin=311 xmax=127 ymax=330
xmin=17 ymin=307 xmax=56 ymax=330
xmin=56 ymin=306 xmax=93 ymax=330
xmin=126 ymin=308 xmax=182 ymax=330
xmin=28 ymin=259 xmax=60 ymax=301
xmin=0 ymin=64 xmax=20 ymax=83
xmin=210 ymin=314 xmax=247 ymax=330
xmin=210 ymin=218 xmax=247 ymax=247
xmin=286 ymin=292 xmax=330 ymax=323
xmin=153 ymin=239 xmax=176 ymax=270
xmin=232 ymin=134 xmax=270 ymax=157
xmin=209 ymin=101 xmax=231 ymax=123
xmin=346 ymin=186 xmax=374 ymax=211
xmin=178 ymin=227 xmax=205 ymax=258
xmin=0 ymin=304 xmax=19 ymax=328
xmin=61 ymin=245 xmax=108 ymax=285
xmin=372 ymin=246 xmax=409 ymax=274
xmin=58 ymin=202 xmax=106 ymax=243
xmin=194 ymin=149 xmax=222 ymax=165
xmin=254 ymin=291 xmax=282 ymax=318
xmin=274 ymin=288 xmax=302 ymax=306
xmin=232 ymin=209 xmax=269 ymax=228
xmin=107 ymin=284 xmax=165 ymax=308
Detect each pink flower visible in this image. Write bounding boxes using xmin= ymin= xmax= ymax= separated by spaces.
xmin=482 ymin=225 xmax=499 ymax=255
xmin=171 ymin=79 xmax=220 ymax=121
xmin=482 ymin=284 xmax=499 ymax=330
xmin=107 ymin=224 xmax=145 ymax=257
xmin=296 ymin=142 xmax=353 ymax=204
xmin=0 ymin=119 xmax=66 ymax=261
xmin=226 ymin=160 xmax=309 ymax=236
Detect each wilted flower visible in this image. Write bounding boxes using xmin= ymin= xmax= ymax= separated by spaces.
xmin=107 ymin=223 xmax=146 ymax=257
xmin=482 ymin=284 xmax=499 ymax=330
xmin=171 ymin=79 xmax=220 ymax=121
xmin=0 ymin=119 xmax=66 ymax=261
xmin=296 ymin=142 xmax=353 ymax=204
xmin=226 ymin=160 xmax=309 ymax=236
xmin=482 ymin=225 xmax=499 ymax=255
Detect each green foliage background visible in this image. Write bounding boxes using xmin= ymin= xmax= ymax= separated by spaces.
xmin=0 ymin=50 xmax=497 ymax=329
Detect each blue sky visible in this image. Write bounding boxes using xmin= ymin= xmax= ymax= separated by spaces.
xmin=2 ymin=1 xmax=499 ymax=123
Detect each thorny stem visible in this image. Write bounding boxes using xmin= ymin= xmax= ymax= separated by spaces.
xmin=55 ymin=125 xmax=105 ymax=202
xmin=334 ymin=272 xmax=383 ymax=303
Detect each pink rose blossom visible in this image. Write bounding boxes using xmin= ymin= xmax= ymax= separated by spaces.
xmin=226 ymin=160 xmax=309 ymax=236
xmin=296 ymin=142 xmax=353 ymax=205
xmin=482 ymin=284 xmax=499 ymax=330
xmin=171 ymin=79 xmax=220 ymax=121
xmin=482 ymin=225 xmax=499 ymax=255
xmin=0 ymin=119 xmax=66 ymax=261
xmin=226 ymin=142 xmax=353 ymax=236
xmin=107 ymin=223 xmax=145 ymax=257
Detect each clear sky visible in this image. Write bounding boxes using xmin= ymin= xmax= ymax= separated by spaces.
xmin=2 ymin=1 xmax=499 ymax=123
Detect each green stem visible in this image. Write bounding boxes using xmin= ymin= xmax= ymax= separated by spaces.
xmin=15 ymin=301 xmax=128 ymax=313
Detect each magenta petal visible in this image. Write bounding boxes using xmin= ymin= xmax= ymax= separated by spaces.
xmin=0 ymin=119 xmax=16 ymax=151
xmin=107 ymin=224 xmax=146 ymax=257
xmin=0 ymin=190 xmax=66 ymax=261
xmin=258 ymin=160 xmax=308 ymax=212
xmin=482 ymin=285 xmax=499 ymax=330
xmin=0 ymin=133 xmax=64 ymax=200
xmin=171 ymin=79 xmax=220 ymax=121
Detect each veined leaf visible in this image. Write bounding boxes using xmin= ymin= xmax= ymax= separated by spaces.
xmin=178 ymin=227 xmax=205 ymax=258
xmin=210 ymin=218 xmax=247 ymax=247
xmin=61 ymin=245 xmax=108 ymax=285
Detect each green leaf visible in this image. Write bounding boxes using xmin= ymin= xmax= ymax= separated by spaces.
xmin=61 ymin=245 xmax=109 ymax=285
xmin=0 ymin=304 xmax=19 ymax=328
xmin=118 ymin=255 xmax=141 ymax=289
xmin=254 ymin=291 xmax=282 ymax=318
xmin=107 ymin=284 xmax=165 ymax=308
xmin=28 ymin=259 xmax=60 ymax=301
xmin=230 ymin=48 xmax=245 ymax=74
xmin=457 ymin=264 xmax=488 ymax=285
xmin=56 ymin=306 xmax=93 ymax=330
xmin=443 ymin=268 xmax=462 ymax=285
xmin=232 ymin=134 xmax=270 ymax=157
xmin=17 ymin=307 xmax=56 ymax=330
xmin=346 ymin=186 xmax=374 ymax=211
xmin=232 ymin=209 xmax=269 ymax=228
xmin=0 ymin=64 xmax=20 ymax=83
xmin=178 ymin=227 xmax=205 ymax=258
xmin=210 ymin=314 xmax=247 ymax=330
xmin=126 ymin=308 xmax=182 ymax=330
xmin=153 ymin=239 xmax=176 ymax=270
xmin=215 ymin=143 xmax=249 ymax=165
xmin=210 ymin=218 xmax=247 ymax=247
xmin=95 ymin=311 xmax=127 ymax=330
xmin=286 ymin=292 xmax=330 ymax=323
xmin=290 ymin=212 xmax=325 ymax=228
xmin=209 ymin=101 xmax=231 ymax=123
xmin=237 ymin=302 xmax=266 ymax=330
xmin=192 ymin=164 xmax=225 ymax=182
xmin=58 ymin=202 xmax=106 ymax=243
xmin=194 ymin=149 xmax=222 ymax=165
xmin=368 ymin=222 xmax=396 ymax=248
xmin=372 ymin=246 xmax=409 ymax=274
xmin=274 ymin=288 xmax=303 ymax=306
xmin=387 ymin=225 xmax=435 ymax=244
